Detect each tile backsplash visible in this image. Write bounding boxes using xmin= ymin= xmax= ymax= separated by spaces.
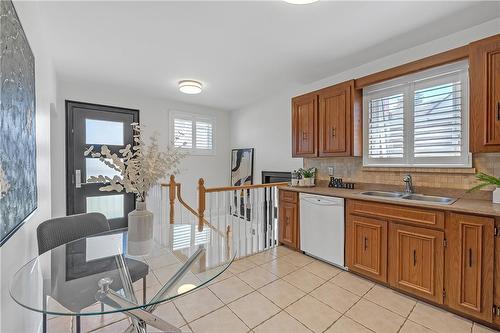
xmin=303 ymin=153 xmax=500 ymax=191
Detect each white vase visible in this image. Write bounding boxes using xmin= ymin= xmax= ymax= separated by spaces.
xmin=303 ymin=177 xmax=314 ymax=186
xmin=493 ymin=188 xmax=500 ymax=204
xmin=128 ymin=201 xmax=154 ymax=256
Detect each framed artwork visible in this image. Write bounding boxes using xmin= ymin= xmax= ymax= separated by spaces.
xmin=230 ymin=148 xmax=254 ymax=220
xmin=0 ymin=0 xmax=37 ymax=246
xmin=231 ymin=148 xmax=254 ymax=186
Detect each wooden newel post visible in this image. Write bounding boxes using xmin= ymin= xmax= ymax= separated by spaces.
xmin=169 ymin=175 xmax=176 ymax=224
xmin=198 ymin=178 xmax=206 ymax=231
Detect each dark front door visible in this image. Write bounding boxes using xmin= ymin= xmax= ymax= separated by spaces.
xmin=66 ymin=101 xmax=139 ymax=229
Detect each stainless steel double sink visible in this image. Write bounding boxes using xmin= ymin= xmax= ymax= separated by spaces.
xmin=360 ymin=191 xmax=456 ymax=205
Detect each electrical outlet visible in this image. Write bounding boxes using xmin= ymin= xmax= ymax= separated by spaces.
xmin=327 ymin=166 xmax=335 ymax=176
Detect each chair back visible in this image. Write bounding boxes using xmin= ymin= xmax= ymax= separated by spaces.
xmin=37 ymin=212 xmax=110 ymax=255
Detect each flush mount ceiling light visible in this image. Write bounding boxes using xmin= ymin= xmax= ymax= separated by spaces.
xmin=178 ymin=80 xmax=203 ymax=94
xmin=283 ymin=0 xmax=319 ymax=4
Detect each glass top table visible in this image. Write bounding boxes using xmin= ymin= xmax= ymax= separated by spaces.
xmin=10 ymin=223 xmax=236 ymax=333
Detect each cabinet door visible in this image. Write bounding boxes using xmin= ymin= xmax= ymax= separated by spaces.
xmin=318 ymin=84 xmax=351 ymax=156
xmin=292 ymin=94 xmax=317 ymax=157
xmin=279 ymin=201 xmax=297 ymax=249
xmin=470 ymin=34 xmax=500 ymax=152
xmin=346 ymin=215 xmax=387 ymax=283
xmin=389 ymin=223 xmax=444 ymax=304
xmin=446 ymin=213 xmax=494 ymax=322
xmin=495 ymin=218 xmax=500 ymax=326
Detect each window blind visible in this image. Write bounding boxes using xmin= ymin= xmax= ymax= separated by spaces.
xmin=363 ymin=60 xmax=470 ymax=167
xmin=413 ymin=81 xmax=462 ymax=157
xmin=173 ymin=118 xmax=193 ymax=148
xmin=172 ymin=224 xmax=192 ymax=251
xmin=195 ymin=121 xmax=213 ymax=150
xmin=368 ymin=93 xmax=404 ymax=159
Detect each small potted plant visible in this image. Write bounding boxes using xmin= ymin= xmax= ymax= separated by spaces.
xmin=298 ymin=167 xmax=316 ymax=187
xmin=467 ymin=172 xmax=500 ymax=204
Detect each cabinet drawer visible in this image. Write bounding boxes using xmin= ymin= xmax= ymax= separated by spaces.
xmin=280 ymin=190 xmax=298 ymax=203
xmin=347 ymin=200 xmax=444 ymax=229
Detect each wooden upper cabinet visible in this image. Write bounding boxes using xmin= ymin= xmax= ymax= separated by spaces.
xmin=319 ymin=82 xmax=350 ymax=156
xmin=292 ymin=93 xmax=318 ymax=157
xmin=470 ymin=34 xmax=500 ymax=152
xmin=389 ymin=223 xmax=444 ymax=304
xmin=446 ymin=213 xmax=494 ymax=322
xmin=291 ymin=80 xmax=361 ymax=157
xmin=346 ymin=214 xmax=388 ymax=283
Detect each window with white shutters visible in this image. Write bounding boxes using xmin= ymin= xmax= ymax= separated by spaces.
xmin=363 ymin=60 xmax=470 ymax=167
xmin=174 ymin=118 xmax=193 ymax=149
xmin=170 ymin=111 xmax=216 ymax=155
xmin=195 ymin=121 xmax=213 ymax=150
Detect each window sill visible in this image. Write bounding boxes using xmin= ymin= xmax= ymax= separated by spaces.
xmin=362 ymin=166 xmax=476 ymax=174
xmin=181 ymin=149 xmax=216 ymax=156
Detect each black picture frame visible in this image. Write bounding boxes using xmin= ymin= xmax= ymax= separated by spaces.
xmin=230 ymin=148 xmax=254 ymax=186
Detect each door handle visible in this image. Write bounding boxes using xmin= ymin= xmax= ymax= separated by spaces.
xmin=302 ymin=131 xmax=308 ymax=140
xmin=469 ymin=248 xmax=473 ymax=267
xmin=413 ymin=249 xmax=417 ymax=266
xmin=497 ymin=102 xmax=500 ymax=121
xmin=331 ymin=127 xmax=336 ymax=137
xmin=75 ymin=170 xmax=82 ymax=188
xmin=364 ymin=237 xmax=368 ymax=251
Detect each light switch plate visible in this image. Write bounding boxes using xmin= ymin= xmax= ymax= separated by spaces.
xmin=327 ymin=166 xmax=334 ymax=176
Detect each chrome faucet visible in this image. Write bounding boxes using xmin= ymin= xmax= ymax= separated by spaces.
xmin=403 ymin=174 xmax=414 ymax=194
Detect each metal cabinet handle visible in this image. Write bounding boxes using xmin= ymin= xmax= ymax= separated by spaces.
xmin=364 ymin=237 xmax=368 ymax=251
xmin=469 ymin=248 xmax=473 ymax=267
xmin=302 ymin=131 xmax=308 ymax=140
xmin=413 ymin=250 xmax=417 ymax=266
xmin=331 ymin=127 xmax=336 ymax=138
xmin=75 ymin=170 xmax=82 ymax=188
xmin=497 ymin=102 xmax=500 ymax=121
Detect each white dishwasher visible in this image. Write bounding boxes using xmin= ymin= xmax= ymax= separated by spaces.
xmin=299 ymin=193 xmax=345 ymax=268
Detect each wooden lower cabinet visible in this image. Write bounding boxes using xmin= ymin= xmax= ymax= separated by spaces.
xmin=446 ymin=213 xmax=494 ymax=322
xmin=346 ymin=215 xmax=387 ymax=283
xmin=494 ymin=218 xmax=500 ymax=326
xmin=278 ymin=193 xmax=299 ymax=249
xmin=389 ymin=223 xmax=444 ymax=304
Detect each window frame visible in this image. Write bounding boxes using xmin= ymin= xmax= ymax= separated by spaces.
xmin=362 ymin=60 xmax=471 ymax=168
xmin=169 ymin=110 xmax=216 ymax=156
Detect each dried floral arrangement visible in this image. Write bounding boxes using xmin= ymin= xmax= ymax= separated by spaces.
xmin=84 ymin=123 xmax=187 ymax=202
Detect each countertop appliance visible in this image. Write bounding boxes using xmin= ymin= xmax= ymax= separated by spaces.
xmin=299 ymin=193 xmax=345 ymax=268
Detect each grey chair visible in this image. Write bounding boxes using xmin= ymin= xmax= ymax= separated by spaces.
xmin=37 ymin=213 xmax=149 ymax=333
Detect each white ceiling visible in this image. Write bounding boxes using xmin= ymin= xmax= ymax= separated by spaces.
xmin=38 ymin=1 xmax=499 ymax=111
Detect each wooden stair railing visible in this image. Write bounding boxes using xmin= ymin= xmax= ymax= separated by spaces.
xmin=161 ymin=176 xmax=223 ymax=236
xmin=198 ymin=179 xmax=288 ymax=230
xmin=161 ymin=176 xmax=287 ymax=259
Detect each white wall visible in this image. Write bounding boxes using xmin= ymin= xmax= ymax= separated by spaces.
xmin=230 ymin=18 xmax=500 ymax=183
xmin=0 ymin=2 xmax=56 ymax=333
xmin=52 ymin=79 xmax=231 ymax=217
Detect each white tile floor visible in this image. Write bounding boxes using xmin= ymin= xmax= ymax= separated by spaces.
xmin=48 ymin=247 xmax=500 ymax=333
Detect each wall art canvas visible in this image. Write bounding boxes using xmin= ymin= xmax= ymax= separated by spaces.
xmin=231 ymin=148 xmax=254 ymax=186
xmin=0 ymin=0 xmax=37 ymax=246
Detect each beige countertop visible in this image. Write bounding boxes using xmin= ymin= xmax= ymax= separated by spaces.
xmin=279 ymin=185 xmax=500 ymax=218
